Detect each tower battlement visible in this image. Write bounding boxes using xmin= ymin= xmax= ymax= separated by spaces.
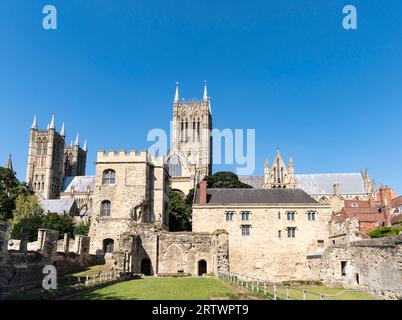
xmin=96 ymin=150 xmax=149 ymax=163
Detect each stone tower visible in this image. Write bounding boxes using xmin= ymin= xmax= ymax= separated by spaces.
xmin=25 ymin=115 xmax=87 ymax=200
xmin=168 ymin=82 xmax=212 ymax=195
xmin=64 ymin=134 xmax=87 ymax=177
xmin=263 ymin=149 xmax=296 ymax=189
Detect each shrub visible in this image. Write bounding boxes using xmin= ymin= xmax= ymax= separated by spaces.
xmin=368 ymin=226 xmax=401 ymax=238
xmin=41 ymin=213 xmax=75 ymax=239
xmin=11 ymin=214 xmax=44 ymax=242
xmin=74 ymin=219 xmax=91 ymax=237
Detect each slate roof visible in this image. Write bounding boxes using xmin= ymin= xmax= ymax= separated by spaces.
xmin=61 ymin=176 xmax=95 ymax=193
xmin=238 ymin=173 xmax=366 ymax=195
xmin=295 ymin=173 xmax=366 ymax=195
xmin=196 ymin=188 xmax=318 ymax=205
xmin=40 ymin=199 xmax=76 ymax=214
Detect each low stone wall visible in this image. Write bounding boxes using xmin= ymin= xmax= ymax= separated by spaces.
xmin=319 ymin=235 xmax=402 ymax=300
xmin=0 ymin=221 xmax=97 ymax=297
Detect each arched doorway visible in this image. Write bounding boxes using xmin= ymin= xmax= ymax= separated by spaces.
xmin=141 ymin=258 xmax=152 ymax=276
xmin=198 ymin=260 xmax=207 ymax=276
xmin=103 ymin=239 xmax=114 ymax=254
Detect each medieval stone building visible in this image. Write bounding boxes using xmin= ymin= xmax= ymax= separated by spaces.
xmin=167 ymin=82 xmax=212 ymax=195
xmin=21 ymin=83 xmax=399 ymax=282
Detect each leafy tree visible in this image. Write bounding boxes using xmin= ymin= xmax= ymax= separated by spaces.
xmin=0 ymin=167 xmax=32 ymax=221
xmin=203 ymin=171 xmax=252 ymax=189
xmin=12 ymin=194 xmax=44 ymax=225
xmin=74 ymin=219 xmax=91 ymax=237
xmin=169 ymin=191 xmax=192 ymax=232
xmin=11 ymin=215 xmax=44 ymax=242
xmin=41 ymin=213 xmax=75 ymax=239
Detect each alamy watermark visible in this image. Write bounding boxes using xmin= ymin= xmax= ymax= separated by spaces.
xmin=147 ymin=122 xmax=256 ymax=176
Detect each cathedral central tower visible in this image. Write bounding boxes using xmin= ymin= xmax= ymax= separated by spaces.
xmin=168 ymin=82 xmax=212 ymax=195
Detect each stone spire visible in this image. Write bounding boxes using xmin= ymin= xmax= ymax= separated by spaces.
xmin=5 ymin=154 xmax=13 ymax=171
xmin=60 ymin=122 xmax=66 ymax=137
xmin=31 ymin=115 xmax=38 ymax=130
xmin=174 ymin=82 xmax=180 ymax=103
xmin=83 ymin=140 xmax=87 ymax=152
xmin=203 ymin=80 xmax=208 ymax=101
xmin=49 ymin=115 xmax=55 ymax=130
xmin=74 ymin=133 xmax=79 ymax=147
xmin=289 ymin=157 xmax=294 ymax=175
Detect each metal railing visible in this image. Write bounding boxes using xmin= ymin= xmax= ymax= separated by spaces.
xmin=1 ymin=270 xmax=120 ymax=300
xmin=217 ymin=272 xmax=376 ymax=300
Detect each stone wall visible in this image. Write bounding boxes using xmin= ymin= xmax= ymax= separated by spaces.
xmin=192 ymin=203 xmax=332 ymax=282
xmin=89 ymin=151 xmax=169 ymax=255
xmin=319 ymin=235 xmax=402 ymax=300
xmin=0 ymin=222 xmax=97 ymax=297
xmin=110 ymin=224 xmax=229 ymax=277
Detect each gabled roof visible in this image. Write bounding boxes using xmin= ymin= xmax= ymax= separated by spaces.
xmin=40 ymin=199 xmax=76 ymax=214
xmin=196 ymin=188 xmax=318 ymax=205
xmin=61 ymin=176 xmax=95 ymax=193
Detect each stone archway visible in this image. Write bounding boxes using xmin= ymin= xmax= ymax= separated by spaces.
xmin=141 ymin=258 xmax=152 ymax=276
xmin=198 ymin=260 xmax=207 ymax=276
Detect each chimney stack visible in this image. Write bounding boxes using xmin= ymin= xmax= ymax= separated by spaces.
xmin=199 ymin=181 xmax=207 ymax=205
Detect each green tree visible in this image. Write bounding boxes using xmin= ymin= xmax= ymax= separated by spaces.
xmin=11 ymin=215 xmax=44 ymax=242
xmin=169 ymin=191 xmax=192 ymax=232
xmin=12 ymin=194 xmax=44 ymax=225
xmin=0 ymin=167 xmax=32 ymax=221
xmin=41 ymin=213 xmax=75 ymax=239
xmin=203 ymin=171 xmax=252 ymax=189
xmin=74 ymin=219 xmax=91 ymax=237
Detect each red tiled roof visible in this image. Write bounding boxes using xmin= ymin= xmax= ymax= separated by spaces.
xmin=392 ymin=196 xmax=402 ymax=208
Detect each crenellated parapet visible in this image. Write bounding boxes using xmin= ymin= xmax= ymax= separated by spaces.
xmin=96 ymin=150 xmax=149 ymax=163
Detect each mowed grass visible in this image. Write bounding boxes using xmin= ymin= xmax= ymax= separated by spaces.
xmin=73 ymin=277 xmax=237 ymax=300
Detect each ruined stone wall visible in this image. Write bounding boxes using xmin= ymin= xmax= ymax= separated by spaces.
xmin=0 ymin=224 xmax=96 ymax=297
xmin=110 ymin=224 xmax=229 ymax=277
xmin=192 ymin=204 xmax=332 ymax=282
xmin=319 ymin=235 xmax=402 ymax=300
xmin=158 ymin=232 xmax=215 ymax=275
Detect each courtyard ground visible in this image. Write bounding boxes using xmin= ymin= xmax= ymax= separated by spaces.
xmin=72 ymin=276 xmax=375 ymax=300
xmin=72 ymin=277 xmax=237 ymax=300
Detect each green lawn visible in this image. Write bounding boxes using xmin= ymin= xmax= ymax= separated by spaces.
xmin=73 ymin=277 xmax=237 ymax=300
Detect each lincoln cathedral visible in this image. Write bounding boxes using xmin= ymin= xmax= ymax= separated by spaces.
xmin=18 ymin=83 xmax=401 ymax=286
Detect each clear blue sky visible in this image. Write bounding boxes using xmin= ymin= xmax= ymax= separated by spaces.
xmin=0 ymin=0 xmax=401 ymax=194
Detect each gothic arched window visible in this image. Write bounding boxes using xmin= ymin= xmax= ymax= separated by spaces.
xmin=101 ymin=200 xmax=111 ymax=217
xmin=168 ymin=154 xmax=182 ymax=177
xmin=102 ymin=169 xmax=116 ymax=185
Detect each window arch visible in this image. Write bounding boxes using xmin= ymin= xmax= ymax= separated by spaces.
xmin=101 ymin=200 xmax=111 ymax=217
xmin=168 ymin=154 xmax=182 ymax=177
xmin=102 ymin=169 xmax=116 ymax=185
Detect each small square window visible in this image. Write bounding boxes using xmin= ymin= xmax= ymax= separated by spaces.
xmin=241 ymin=212 xmax=251 ymax=221
xmin=287 ymin=212 xmax=295 ymax=221
xmin=241 ymin=225 xmax=251 ymax=236
xmin=225 ymin=212 xmax=234 ymax=222
xmin=287 ymin=227 xmax=296 ymax=238
xmin=278 ymin=230 xmax=282 ymax=238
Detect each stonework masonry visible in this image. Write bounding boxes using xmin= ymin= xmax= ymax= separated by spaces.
xmin=317 ymin=235 xmax=402 ymax=300
xmin=193 ymin=203 xmax=332 ymax=282
xmin=0 ymin=221 xmax=96 ymax=297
